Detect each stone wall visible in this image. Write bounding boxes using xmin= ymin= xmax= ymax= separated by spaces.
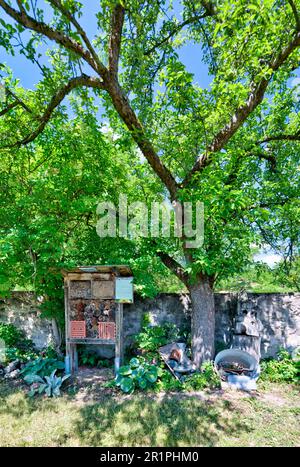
xmin=1 ymin=291 xmax=300 ymax=358
xmin=124 ymin=292 xmax=300 ymax=358
xmin=0 ymin=292 xmax=53 ymax=349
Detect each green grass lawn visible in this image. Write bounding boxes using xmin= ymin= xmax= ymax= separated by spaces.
xmin=0 ymin=380 xmax=299 ymax=447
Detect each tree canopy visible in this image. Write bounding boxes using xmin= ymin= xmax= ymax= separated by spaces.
xmin=0 ymin=0 xmax=299 ymax=280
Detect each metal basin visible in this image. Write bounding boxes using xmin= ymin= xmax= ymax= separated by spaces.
xmin=215 ymin=349 xmax=258 ymax=372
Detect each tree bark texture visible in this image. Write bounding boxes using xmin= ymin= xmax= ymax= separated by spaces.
xmin=189 ymin=276 xmax=215 ymax=367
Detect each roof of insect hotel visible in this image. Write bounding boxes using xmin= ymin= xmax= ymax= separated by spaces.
xmin=61 ymin=265 xmax=132 ymax=277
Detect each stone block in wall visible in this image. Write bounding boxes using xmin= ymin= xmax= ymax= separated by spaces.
xmin=246 ymin=293 xmax=300 ymax=358
xmin=214 ymin=293 xmax=237 ymax=350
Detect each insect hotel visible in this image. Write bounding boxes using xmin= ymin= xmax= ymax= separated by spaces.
xmin=62 ymin=265 xmax=133 ymax=374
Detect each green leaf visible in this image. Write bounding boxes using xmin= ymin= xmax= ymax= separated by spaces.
xmin=38 ymin=383 xmax=47 ymax=394
xmin=129 ymin=357 xmax=140 ymax=368
xmin=28 ymin=389 xmax=37 ymax=398
xmin=138 ymin=377 xmax=148 ymax=389
xmin=24 ymin=374 xmax=45 ymax=385
xmin=120 ymin=377 xmax=134 ymax=393
xmin=118 ymin=365 xmax=132 ymax=376
xmin=145 ymin=370 xmax=158 ymax=383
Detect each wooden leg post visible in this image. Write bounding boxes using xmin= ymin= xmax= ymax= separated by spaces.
xmin=69 ymin=343 xmax=78 ymax=374
xmin=115 ymin=303 xmax=124 ymax=374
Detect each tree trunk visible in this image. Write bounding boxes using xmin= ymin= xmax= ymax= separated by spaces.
xmin=189 ymin=276 xmax=215 ymax=368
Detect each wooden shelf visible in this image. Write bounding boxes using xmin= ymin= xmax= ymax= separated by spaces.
xmin=67 ymin=338 xmax=115 ymax=345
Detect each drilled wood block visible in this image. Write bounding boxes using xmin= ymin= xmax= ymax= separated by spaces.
xmin=70 ymin=320 xmax=86 ymax=338
xmin=98 ymin=322 xmax=116 ymax=340
xmin=92 ymin=280 xmax=114 ymax=299
xmin=69 ymin=280 xmax=91 ymax=299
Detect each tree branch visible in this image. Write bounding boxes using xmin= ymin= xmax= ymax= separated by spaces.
xmin=181 ymin=30 xmax=300 ymax=188
xmin=109 ymin=3 xmax=125 ymax=76
xmin=257 ymin=132 xmax=300 ymax=144
xmin=255 ymin=150 xmax=277 ymax=171
xmin=47 ymin=0 xmax=105 ymax=76
xmin=0 ymin=101 xmax=19 ymax=117
xmin=6 ymin=89 xmax=33 ymax=113
xmin=2 ymin=75 xmax=105 ymax=148
xmin=16 ymin=0 xmax=25 ymax=14
xmin=106 ymin=80 xmax=178 ymax=199
xmin=229 ymin=126 xmax=300 ymax=184
xmin=156 ymin=251 xmax=189 ymax=284
xmin=0 ymin=0 xmax=107 ymax=76
xmin=288 ymin=0 xmax=300 ymax=31
xmin=144 ymin=10 xmax=214 ymax=56
xmin=200 ymin=0 xmax=217 ymax=16
xmin=105 ymin=5 xmax=178 ymax=197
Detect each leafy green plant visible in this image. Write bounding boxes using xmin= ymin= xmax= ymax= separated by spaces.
xmin=4 ymin=347 xmax=37 ymax=363
xmin=0 ymin=322 xmax=37 ymax=363
xmin=134 ymin=318 xmax=181 ymax=354
xmin=78 ymin=348 xmax=112 ymax=368
xmin=0 ymin=323 xmax=23 ymax=347
xmin=183 ymin=362 xmax=221 ymax=391
xmin=79 ymin=349 xmax=99 ymax=367
xmin=129 ymin=320 xmax=221 ymax=393
xmin=24 ymin=370 xmax=70 ymax=398
xmin=115 ymin=357 xmax=161 ymax=393
xmin=40 ymin=345 xmax=59 ymax=359
xmin=20 ymin=357 xmax=65 ymax=379
xmin=154 ymin=368 xmax=183 ymax=392
xmin=154 ymin=361 xmax=221 ymax=392
xmin=260 ymin=349 xmax=300 ymax=384
xmin=97 ymin=358 xmax=112 ymax=369
xmin=135 ymin=325 xmax=168 ymax=353
xmin=0 ymin=323 xmax=34 ymax=352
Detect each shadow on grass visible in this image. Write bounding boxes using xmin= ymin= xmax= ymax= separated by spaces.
xmin=74 ymin=393 xmax=252 ymax=447
xmin=0 ymin=380 xmax=252 ymax=447
xmin=0 ymin=379 xmax=68 ymax=418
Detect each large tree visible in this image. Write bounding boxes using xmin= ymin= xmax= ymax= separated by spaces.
xmin=0 ymin=0 xmax=300 ymax=365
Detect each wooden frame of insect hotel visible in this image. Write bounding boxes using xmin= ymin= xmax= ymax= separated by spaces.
xmin=62 ymin=265 xmax=133 ymax=374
